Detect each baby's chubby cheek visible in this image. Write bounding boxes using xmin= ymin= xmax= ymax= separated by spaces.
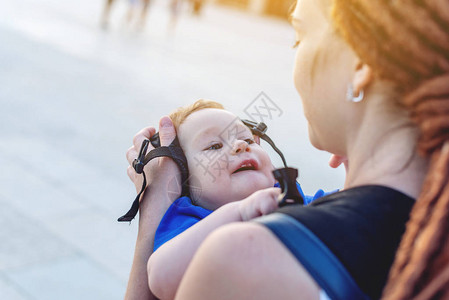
xmin=209 ymin=155 xmax=234 ymax=176
xmin=193 ymin=159 xmax=234 ymax=196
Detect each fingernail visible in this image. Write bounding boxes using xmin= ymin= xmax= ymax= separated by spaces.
xmin=161 ymin=117 xmax=172 ymax=128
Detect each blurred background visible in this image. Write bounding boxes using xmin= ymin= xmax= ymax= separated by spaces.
xmin=0 ymin=0 xmax=344 ymax=299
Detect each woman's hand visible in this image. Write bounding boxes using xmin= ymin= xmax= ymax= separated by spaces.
xmin=238 ymin=187 xmax=280 ymax=221
xmin=126 ymin=116 xmax=181 ymax=206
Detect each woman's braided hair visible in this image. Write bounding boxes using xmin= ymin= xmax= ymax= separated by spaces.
xmin=331 ymin=1 xmax=449 ymax=299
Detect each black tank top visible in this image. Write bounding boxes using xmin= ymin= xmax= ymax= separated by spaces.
xmin=276 ymin=185 xmax=415 ymax=299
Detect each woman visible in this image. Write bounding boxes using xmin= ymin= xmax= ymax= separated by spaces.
xmin=125 ymin=0 xmax=449 ymax=299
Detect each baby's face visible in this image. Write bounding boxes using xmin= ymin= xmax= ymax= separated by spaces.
xmin=178 ymin=109 xmax=275 ymax=210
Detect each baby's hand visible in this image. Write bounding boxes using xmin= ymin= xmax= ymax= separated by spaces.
xmin=238 ymin=188 xmax=281 ymax=221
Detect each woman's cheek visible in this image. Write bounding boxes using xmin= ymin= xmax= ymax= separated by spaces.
xmin=293 ymin=48 xmax=312 ymax=103
xmin=293 ymin=51 xmax=304 ymax=94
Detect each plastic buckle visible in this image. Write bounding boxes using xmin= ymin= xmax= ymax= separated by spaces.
xmin=273 ymin=167 xmax=304 ymax=206
xmin=241 ymin=119 xmax=268 ymax=137
xmin=132 ymin=139 xmax=149 ymax=174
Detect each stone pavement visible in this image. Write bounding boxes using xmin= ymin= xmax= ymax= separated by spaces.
xmin=0 ymin=0 xmax=344 ymax=299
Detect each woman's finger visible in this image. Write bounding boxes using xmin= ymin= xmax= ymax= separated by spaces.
xmin=158 ymin=116 xmax=177 ymax=147
xmin=126 ymin=147 xmax=138 ymax=165
xmin=133 ymin=126 xmax=157 ymax=150
xmin=127 ymin=165 xmax=136 ymax=181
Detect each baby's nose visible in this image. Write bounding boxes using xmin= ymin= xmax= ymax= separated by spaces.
xmin=230 ymin=140 xmax=249 ymax=155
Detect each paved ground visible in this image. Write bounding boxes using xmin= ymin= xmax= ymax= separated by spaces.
xmin=0 ymin=0 xmax=344 ymax=299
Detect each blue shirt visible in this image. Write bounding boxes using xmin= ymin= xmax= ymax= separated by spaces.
xmin=153 ymin=182 xmax=336 ymax=251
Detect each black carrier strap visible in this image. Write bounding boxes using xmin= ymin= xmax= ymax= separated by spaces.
xmin=117 ymin=136 xmax=189 ymax=222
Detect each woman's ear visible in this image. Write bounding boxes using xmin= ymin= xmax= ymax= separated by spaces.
xmin=352 ymin=62 xmax=373 ymax=97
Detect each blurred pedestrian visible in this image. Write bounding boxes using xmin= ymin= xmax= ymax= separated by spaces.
xmin=168 ymin=0 xmax=182 ymax=30
xmin=100 ymin=0 xmax=116 ymax=30
xmin=125 ymin=0 xmax=152 ymax=30
xmin=189 ymin=0 xmax=204 ymax=16
xmin=138 ymin=0 xmax=152 ymax=29
xmin=100 ymin=0 xmax=152 ymax=31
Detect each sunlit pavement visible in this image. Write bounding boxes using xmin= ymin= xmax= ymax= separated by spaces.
xmin=0 ymin=0 xmax=344 ymax=299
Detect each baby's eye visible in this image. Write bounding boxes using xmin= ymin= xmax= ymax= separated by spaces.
xmin=292 ymin=40 xmax=301 ymax=48
xmin=205 ymin=143 xmax=223 ymax=150
xmin=245 ymin=138 xmax=255 ymax=145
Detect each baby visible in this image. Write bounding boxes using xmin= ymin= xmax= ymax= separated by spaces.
xmin=153 ymin=99 xmax=327 ymax=250
xmin=146 ymin=99 xmax=329 ymax=300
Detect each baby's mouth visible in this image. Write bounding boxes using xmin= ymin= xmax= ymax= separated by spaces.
xmin=232 ymin=159 xmax=258 ymax=174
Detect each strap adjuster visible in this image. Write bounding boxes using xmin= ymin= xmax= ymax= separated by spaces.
xmin=132 ymin=139 xmax=149 ymax=174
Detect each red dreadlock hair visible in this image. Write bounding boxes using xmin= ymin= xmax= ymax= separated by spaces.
xmin=331 ymin=1 xmax=449 ymax=299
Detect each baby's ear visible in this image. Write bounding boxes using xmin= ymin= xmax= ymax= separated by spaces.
xmin=254 ymin=135 xmax=261 ymax=145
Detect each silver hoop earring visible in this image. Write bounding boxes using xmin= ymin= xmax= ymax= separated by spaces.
xmin=346 ymin=84 xmax=364 ymax=103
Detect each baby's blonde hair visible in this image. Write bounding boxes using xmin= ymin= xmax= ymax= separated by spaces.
xmin=169 ymin=99 xmax=224 ymax=130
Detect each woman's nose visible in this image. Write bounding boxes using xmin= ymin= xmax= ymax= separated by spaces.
xmin=230 ymin=140 xmax=250 ymax=155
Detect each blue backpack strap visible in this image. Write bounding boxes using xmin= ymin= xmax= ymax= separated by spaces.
xmin=254 ymin=213 xmax=370 ymax=300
